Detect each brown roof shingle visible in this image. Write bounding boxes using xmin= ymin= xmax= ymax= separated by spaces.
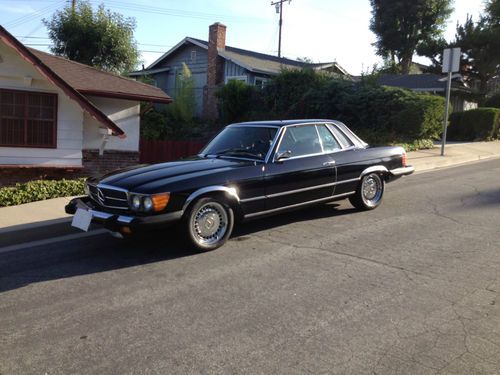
xmin=30 ymin=48 xmax=172 ymax=104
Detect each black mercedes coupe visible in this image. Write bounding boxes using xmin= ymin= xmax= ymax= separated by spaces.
xmin=66 ymin=120 xmax=414 ymax=250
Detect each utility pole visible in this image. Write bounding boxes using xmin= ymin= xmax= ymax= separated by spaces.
xmin=271 ymin=0 xmax=291 ymax=58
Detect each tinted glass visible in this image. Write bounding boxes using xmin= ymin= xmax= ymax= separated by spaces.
xmin=328 ymin=125 xmax=354 ymax=148
xmin=336 ymin=122 xmax=367 ymax=146
xmin=278 ymin=125 xmax=322 ymax=157
xmin=202 ymin=126 xmax=278 ymax=160
xmin=317 ymin=125 xmax=341 ymax=153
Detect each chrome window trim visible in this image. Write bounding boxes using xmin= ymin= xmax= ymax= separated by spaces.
xmin=314 ymin=125 xmax=325 ymax=153
xmin=332 ymin=121 xmax=368 ymax=148
xmin=272 ymin=123 xmax=325 ymax=162
xmin=265 ymin=126 xmax=285 ymax=163
xmin=244 ymin=191 xmax=356 ymax=219
xmin=326 ymin=123 xmax=356 ymax=149
xmin=240 ymin=177 xmax=360 ymax=203
xmin=316 ymin=124 xmax=343 ymax=153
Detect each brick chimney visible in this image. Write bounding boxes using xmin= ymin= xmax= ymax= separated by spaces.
xmin=204 ymin=22 xmax=226 ymax=120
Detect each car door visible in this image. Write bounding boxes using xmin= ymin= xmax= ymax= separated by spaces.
xmin=263 ymin=124 xmax=337 ymax=211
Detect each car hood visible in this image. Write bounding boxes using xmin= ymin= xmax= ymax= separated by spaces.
xmin=91 ymin=156 xmax=257 ymax=193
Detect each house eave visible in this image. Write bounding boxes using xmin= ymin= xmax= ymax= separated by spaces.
xmin=80 ymin=90 xmax=173 ymax=104
xmin=147 ymin=37 xmax=208 ymax=70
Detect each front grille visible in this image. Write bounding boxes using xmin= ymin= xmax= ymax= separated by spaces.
xmin=88 ymin=184 xmax=129 ymax=210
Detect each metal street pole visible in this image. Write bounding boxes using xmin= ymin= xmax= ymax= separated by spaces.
xmin=440 ymin=47 xmax=460 ymax=156
xmin=441 ymin=71 xmax=452 ymax=156
xmin=278 ymin=1 xmax=283 ymax=58
xmin=271 ymin=0 xmax=291 ymax=59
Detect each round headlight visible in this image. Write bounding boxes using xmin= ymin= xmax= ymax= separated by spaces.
xmin=143 ymin=196 xmax=153 ymax=211
xmin=131 ymin=195 xmax=141 ymax=210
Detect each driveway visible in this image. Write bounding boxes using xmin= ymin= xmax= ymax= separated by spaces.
xmin=1 ymin=159 xmax=500 ymax=374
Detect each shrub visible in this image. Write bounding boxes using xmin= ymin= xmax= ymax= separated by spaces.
xmin=216 ymin=80 xmax=264 ymax=123
xmin=0 ymin=178 xmax=85 ymax=207
xmin=484 ymin=92 xmax=500 ymax=108
xmin=168 ymin=63 xmax=195 ymax=123
xmin=448 ymin=108 xmax=500 ymax=141
xmin=141 ymin=109 xmax=172 ymax=140
xmin=393 ymin=138 xmax=435 ymax=152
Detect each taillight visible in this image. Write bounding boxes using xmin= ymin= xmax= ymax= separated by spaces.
xmin=402 ymin=152 xmax=407 ymax=167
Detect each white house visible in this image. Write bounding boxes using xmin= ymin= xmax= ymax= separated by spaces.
xmin=0 ymin=26 xmax=171 ymax=185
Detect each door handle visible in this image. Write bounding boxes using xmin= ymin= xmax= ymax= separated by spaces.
xmin=323 ymin=161 xmax=336 ymax=166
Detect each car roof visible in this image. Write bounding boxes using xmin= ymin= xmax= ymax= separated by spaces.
xmin=229 ymin=119 xmax=339 ymax=128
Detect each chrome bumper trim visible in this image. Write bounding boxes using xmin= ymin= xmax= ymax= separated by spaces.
xmin=72 ymin=198 xmax=183 ymax=227
xmin=390 ymin=166 xmax=415 ymax=176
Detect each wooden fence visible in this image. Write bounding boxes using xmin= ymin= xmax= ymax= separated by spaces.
xmin=139 ymin=138 xmax=207 ymax=164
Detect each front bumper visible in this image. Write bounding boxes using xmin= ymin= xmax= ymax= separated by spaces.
xmin=65 ymin=196 xmax=183 ymax=233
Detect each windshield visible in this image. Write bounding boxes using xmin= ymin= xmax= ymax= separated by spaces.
xmin=201 ymin=126 xmax=278 ymax=161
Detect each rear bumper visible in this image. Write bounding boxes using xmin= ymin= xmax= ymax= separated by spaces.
xmin=390 ymin=165 xmax=415 ymax=177
xmin=65 ymin=196 xmax=183 ymax=232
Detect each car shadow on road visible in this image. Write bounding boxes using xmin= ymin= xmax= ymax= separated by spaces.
xmin=0 ymin=203 xmax=358 ymax=293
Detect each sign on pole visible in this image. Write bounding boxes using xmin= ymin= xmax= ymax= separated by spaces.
xmin=441 ymin=48 xmax=461 ymax=156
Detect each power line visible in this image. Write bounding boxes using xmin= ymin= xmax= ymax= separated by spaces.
xmin=4 ymin=0 xmax=65 ymax=29
xmin=23 ymin=43 xmax=166 ymax=54
xmin=88 ymin=0 xmax=263 ymax=23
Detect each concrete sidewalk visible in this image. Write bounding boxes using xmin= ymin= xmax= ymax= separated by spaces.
xmin=0 ymin=141 xmax=499 ymax=244
xmin=408 ymin=141 xmax=500 ymax=173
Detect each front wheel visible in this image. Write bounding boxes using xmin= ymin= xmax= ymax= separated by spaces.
xmin=183 ymin=197 xmax=234 ymax=251
xmin=349 ymin=172 xmax=385 ymax=210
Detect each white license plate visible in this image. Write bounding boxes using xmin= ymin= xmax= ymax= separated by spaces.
xmin=71 ymin=208 xmax=93 ymax=232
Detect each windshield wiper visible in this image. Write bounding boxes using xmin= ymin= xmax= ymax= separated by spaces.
xmin=213 ymin=148 xmax=263 ymax=160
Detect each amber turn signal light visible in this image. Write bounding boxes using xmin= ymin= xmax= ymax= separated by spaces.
xmin=152 ymin=193 xmax=170 ymax=212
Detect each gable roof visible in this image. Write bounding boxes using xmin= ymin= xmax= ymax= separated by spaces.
xmin=0 ymin=26 xmax=172 ymax=137
xmin=30 ymin=49 xmax=172 ymax=104
xmin=378 ymin=73 xmax=470 ymax=92
xmin=145 ymin=36 xmax=349 ymax=77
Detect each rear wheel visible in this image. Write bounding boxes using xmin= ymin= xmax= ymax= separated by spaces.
xmin=183 ymin=197 xmax=234 ymax=251
xmin=349 ymin=172 xmax=384 ymax=210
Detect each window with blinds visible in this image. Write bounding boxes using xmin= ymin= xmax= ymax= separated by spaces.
xmin=0 ymin=89 xmax=57 ymax=148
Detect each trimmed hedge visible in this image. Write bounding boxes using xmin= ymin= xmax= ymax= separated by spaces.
xmin=216 ymin=70 xmax=446 ymax=146
xmin=0 ymin=178 xmax=85 ymax=207
xmin=448 ymin=108 xmax=500 ymax=141
xmin=484 ymin=93 xmax=500 ymax=109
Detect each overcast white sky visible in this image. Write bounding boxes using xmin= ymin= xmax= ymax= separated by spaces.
xmin=0 ymin=0 xmax=486 ymax=74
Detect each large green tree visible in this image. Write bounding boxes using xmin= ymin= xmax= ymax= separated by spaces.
xmin=454 ymin=0 xmax=500 ymax=94
xmin=43 ymin=1 xmax=139 ymax=74
xmin=370 ymin=0 xmax=453 ymax=74
xmin=418 ymin=0 xmax=500 ymax=95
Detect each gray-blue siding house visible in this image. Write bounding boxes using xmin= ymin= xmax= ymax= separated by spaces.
xmin=130 ymin=23 xmax=349 ymax=119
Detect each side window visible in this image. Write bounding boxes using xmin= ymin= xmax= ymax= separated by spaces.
xmin=317 ymin=125 xmax=341 ymax=153
xmin=328 ymin=124 xmax=354 ymax=148
xmin=278 ymin=125 xmax=322 ymax=158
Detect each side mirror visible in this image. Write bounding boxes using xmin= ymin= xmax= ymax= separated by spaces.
xmin=275 ymin=150 xmax=292 ymax=161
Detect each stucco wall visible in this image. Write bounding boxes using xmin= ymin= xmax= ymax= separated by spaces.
xmin=83 ymin=96 xmax=140 ymax=152
xmin=0 ymin=43 xmax=84 ymax=166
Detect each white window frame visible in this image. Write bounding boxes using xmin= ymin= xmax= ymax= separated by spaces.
xmin=254 ymin=77 xmax=268 ymax=88
xmin=225 ymin=75 xmax=248 ymax=84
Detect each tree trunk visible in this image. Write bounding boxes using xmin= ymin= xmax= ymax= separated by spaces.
xmin=400 ymin=55 xmax=413 ymax=74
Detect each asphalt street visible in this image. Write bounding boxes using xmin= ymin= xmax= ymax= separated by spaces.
xmin=1 ymin=160 xmax=500 ymax=374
